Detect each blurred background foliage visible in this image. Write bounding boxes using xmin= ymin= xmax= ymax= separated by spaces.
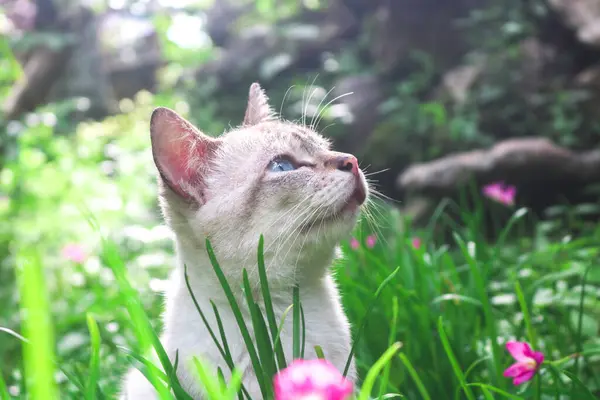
xmin=1 ymin=0 xmax=600 ymax=397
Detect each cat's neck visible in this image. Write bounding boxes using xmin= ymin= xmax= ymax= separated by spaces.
xmin=173 ymin=236 xmax=337 ymax=300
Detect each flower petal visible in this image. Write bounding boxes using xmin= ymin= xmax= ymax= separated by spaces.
xmin=512 ymin=370 xmax=536 ymax=386
xmin=411 ymin=237 xmax=421 ymax=249
xmin=531 ymin=350 xmax=544 ymax=366
xmin=274 ymin=359 xmax=353 ymax=400
xmin=506 ymin=341 xmax=532 ymax=362
xmin=503 ymin=362 xmax=532 ymax=378
xmin=366 ymin=235 xmax=376 ymax=249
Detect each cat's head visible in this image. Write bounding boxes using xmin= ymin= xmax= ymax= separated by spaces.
xmin=150 ymin=83 xmax=368 ymax=279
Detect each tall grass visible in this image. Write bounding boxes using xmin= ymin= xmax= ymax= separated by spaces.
xmin=3 ymin=195 xmax=600 ymax=399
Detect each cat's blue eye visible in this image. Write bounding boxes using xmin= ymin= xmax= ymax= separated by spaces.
xmin=268 ymin=158 xmax=296 ymax=172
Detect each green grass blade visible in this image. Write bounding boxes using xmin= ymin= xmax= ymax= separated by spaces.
xmin=185 ymin=266 xmax=248 ymax=398
xmin=293 ymin=285 xmax=301 ymax=360
xmin=398 ymin=353 xmax=431 ymax=400
xmin=183 ymin=266 xmax=228 ymax=362
xmin=438 ymin=317 xmax=476 ymax=400
xmin=205 ymin=239 xmax=268 ymax=399
xmin=515 ymin=280 xmax=537 ymax=348
xmin=256 ymin=235 xmax=287 ymax=369
xmin=272 ymin=304 xmax=294 ymax=351
xmin=242 ymin=270 xmax=275 ymax=398
xmin=101 ymin=239 xmax=184 ymax=400
xmin=314 ymin=346 xmax=326 ymax=359
xmin=378 ymin=296 xmax=399 ymax=398
xmin=453 ymin=233 xmax=502 ymax=386
xmin=480 ymin=386 xmax=495 ymax=400
xmin=466 ymin=383 xmax=528 ymax=400
xmin=343 ymin=267 xmax=400 ymax=376
xmin=357 ymin=342 xmax=402 ymax=400
xmin=192 ymin=357 xmax=223 ymax=399
xmin=493 ymin=207 xmax=528 ymax=255
xmin=121 ymin=349 xmax=169 ymax=382
xmin=252 ymin=307 xmax=276 ymax=398
xmin=300 ymin=304 xmax=306 ymax=359
xmin=464 ymin=356 xmax=492 ymax=381
xmin=0 ymin=370 xmax=10 ymax=400
xmin=224 ymin=369 xmax=244 ymax=400
xmin=574 ymin=265 xmax=592 ymax=377
xmin=16 ymin=250 xmax=59 ymax=400
xmin=209 ymin=302 xmax=236 ymax=374
xmin=209 ymin=305 xmax=253 ymax=400
xmin=85 ymin=314 xmax=101 ymax=400
xmin=561 ymin=370 xmax=597 ymax=400
xmin=217 ymin=368 xmax=227 ymax=393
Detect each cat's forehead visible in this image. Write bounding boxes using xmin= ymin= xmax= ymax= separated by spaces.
xmin=223 ymin=120 xmax=331 ymax=154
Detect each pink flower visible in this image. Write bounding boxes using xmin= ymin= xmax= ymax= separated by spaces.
xmin=274 ymin=359 xmax=353 ymax=400
xmin=503 ymin=341 xmax=544 ymax=385
xmin=365 ymin=235 xmax=377 ymax=249
xmin=482 ymin=182 xmax=516 ymax=206
xmin=61 ymin=244 xmax=87 ymax=264
xmin=349 ymin=238 xmax=360 ymax=250
xmin=411 ymin=237 xmax=421 ymax=249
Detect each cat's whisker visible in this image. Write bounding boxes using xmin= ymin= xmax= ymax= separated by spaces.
xmin=310 ymin=86 xmax=335 ymax=129
xmin=360 ymin=201 xmax=390 ymax=248
xmin=268 ymin=201 xmax=319 ymax=263
xmin=282 ymin=203 xmax=332 ymax=271
xmin=275 ymin=196 xmax=335 ymax=265
xmin=364 ymin=168 xmax=390 ymax=177
xmin=264 ymin=194 xmax=317 ymax=253
xmin=263 ymin=194 xmax=313 ymax=237
xmin=369 ymin=188 xmax=399 ymax=204
xmin=280 ymin=85 xmax=296 ymax=116
xmin=313 ymin=91 xmax=353 ymax=130
xmin=319 ymin=122 xmax=337 ymax=135
xmin=302 ymin=75 xmax=320 ymax=127
xmin=305 ymin=87 xmax=319 ymax=127
xmin=291 ymin=206 xmax=327 ymax=278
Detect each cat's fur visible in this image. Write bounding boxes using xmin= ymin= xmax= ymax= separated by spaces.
xmin=122 ymin=83 xmax=368 ymax=399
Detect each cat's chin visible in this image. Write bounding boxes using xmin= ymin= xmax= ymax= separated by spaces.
xmin=300 ymin=200 xmax=361 ymax=234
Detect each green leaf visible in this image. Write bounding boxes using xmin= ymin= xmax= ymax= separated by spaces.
xmin=192 ymin=357 xmax=223 ymax=399
xmin=85 ymin=314 xmax=101 ymax=400
xmin=242 ymin=270 xmax=275 ymax=397
xmin=16 ymin=250 xmax=59 ymax=400
xmin=515 ymin=280 xmax=537 ymax=348
xmin=184 ymin=266 xmax=249 ymax=399
xmin=293 ymin=285 xmax=301 ymax=360
xmin=0 ymin=371 xmax=10 ymax=400
xmin=378 ymin=297 xmax=399 ymax=398
xmin=559 ymin=370 xmax=596 ymax=400
xmin=438 ymin=317 xmax=476 ymax=400
xmin=314 ymin=346 xmax=326 ymax=360
xmin=358 ymin=342 xmax=403 ymax=400
xmin=343 ymin=267 xmax=400 ymax=376
xmin=398 ymin=353 xmax=431 ymax=400
xmin=257 ymin=235 xmax=288 ymax=370
xmin=102 ymin=239 xmax=186 ymax=399
xmin=466 ymin=384 xmax=522 ymax=399
xmin=205 ymin=239 xmax=268 ymax=399
xmin=453 ymin=233 xmax=502 ymax=387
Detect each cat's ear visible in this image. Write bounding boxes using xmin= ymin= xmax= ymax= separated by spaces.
xmin=243 ymin=82 xmax=275 ymax=126
xmin=150 ymin=107 xmax=220 ymax=204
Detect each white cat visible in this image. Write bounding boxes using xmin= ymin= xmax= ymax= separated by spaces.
xmin=122 ymin=83 xmax=368 ymax=399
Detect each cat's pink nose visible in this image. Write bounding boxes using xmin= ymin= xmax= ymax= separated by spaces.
xmin=326 ymin=153 xmax=360 ymax=178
